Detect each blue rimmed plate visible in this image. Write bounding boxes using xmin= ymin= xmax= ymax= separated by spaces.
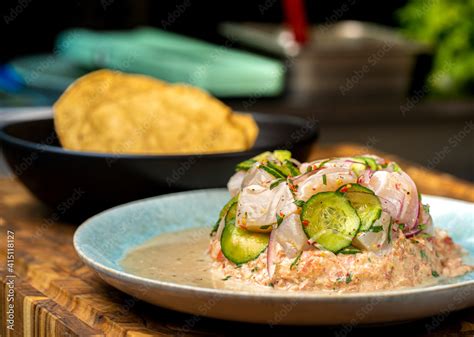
xmin=73 ymin=189 xmax=473 ymax=325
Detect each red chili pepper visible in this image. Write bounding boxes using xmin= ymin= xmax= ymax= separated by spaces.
xmin=302 ymin=220 xmax=310 ymax=226
xmin=340 ymin=186 xmax=349 ymax=193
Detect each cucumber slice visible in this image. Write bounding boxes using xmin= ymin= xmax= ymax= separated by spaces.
xmin=220 ymin=203 xmax=270 ymax=265
xmin=283 ymin=160 xmax=301 ymax=176
xmin=301 ymin=192 xmax=360 ymax=252
xmin=339 ymin=246 xmax=362 ymax=254
xmin=235 ymin=159 xmax=257 ymax=171
xmin=355 ymin=156 xmax=378 ymax=170
xmin=211 ymin=195 xmax=239 ymax=234
xmin=273 ymin=150 xmax=291 ymax=162
xmin=341 ymin=190 xmax=382 ymax=231
xmin=253 ymin=151 xmax=272 ymax=162
xmin=337 ymin=183 xmax=373 ymax=194
xmin=267 ymin=160 xmax=300 ymax=177
xmin=261 ymin=164 xmax=286 ymax=179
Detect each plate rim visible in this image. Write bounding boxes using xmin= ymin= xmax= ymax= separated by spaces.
xmin=73 ymin=189 xmax=474 ymax=300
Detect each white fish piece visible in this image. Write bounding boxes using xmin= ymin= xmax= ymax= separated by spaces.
xmin=241 ymin=164 xmax=274 ymax=189
xmin=236 ymin=182 xmax=297 ymax=232
xmin=227 ymin=171 xmax=246 ymax=197
xmin=274 ymin=213 xmax=307 ymax=258
xmin=295 ymin=168 xmax=357 ymax=201
xmin=353 ymin=211 xmax=391 ymax=251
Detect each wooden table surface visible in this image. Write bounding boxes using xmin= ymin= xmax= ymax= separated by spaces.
xmin=1 ymin=143 xmax=473 ymax=337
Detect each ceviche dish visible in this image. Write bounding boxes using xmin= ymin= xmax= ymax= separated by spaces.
xmin=209 ymin=150 xmax=473 ymax=292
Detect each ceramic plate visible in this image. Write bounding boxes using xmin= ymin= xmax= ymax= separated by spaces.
xmin=73 ymin=189 xmax=474 ymax=325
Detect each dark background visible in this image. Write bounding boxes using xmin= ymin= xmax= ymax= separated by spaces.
xmin=1 ymin=0 xmax=473 ymax=182
xmin=1 ymin=0 xmax=406 ymax=62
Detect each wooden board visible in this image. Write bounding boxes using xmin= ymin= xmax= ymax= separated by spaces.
xmin=1 ymin=144 xmax=473 ymax=337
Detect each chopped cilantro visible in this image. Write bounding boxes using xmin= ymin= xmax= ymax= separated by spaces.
xmin=391 ymin=162 xmax=402 ymax=172
xmin=418 ymin=223 xmax=427 ymax=231
xmin=422 ymin=204 xmax=430 ymax=214
xmin=270 ymin=178 xmax=285 ymax=190
xmin=322 ymin=174 xmax=327 ymax=185
xmin=290 ymin=252 xmax=303 ymax=270
xmin=222 ymin=276 xmax=231 ymax=281
xmin=369 ymin=225 xmax=384 ymax=233
xmin=398 ymin=223 xmax=405 ymax=230
xmin=432 ymin=271 xmax=440 ymax=277
xmin=345 ymin=273 xmax=353 ymax=284
xmin=388 ymin=221 xmax=393 ymax=243
xmin=276 ymin=213 xmax=284 ymax=225
xmin=260 ymin=225 xmax=272 ymax=230
xmin=420 ymin=250 xmax=427 ymax=259
xmin=306 ymin=166 xmax=313 ymax=173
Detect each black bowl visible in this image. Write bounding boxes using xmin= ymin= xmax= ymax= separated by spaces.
xmin=0 ymin=113 xmax=318 ymax=221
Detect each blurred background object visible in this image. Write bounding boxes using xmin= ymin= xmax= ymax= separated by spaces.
xmin=0 ymin=0 xmax=473 ymax=181
xmin=398 ymin=0 xmax=474 ymax=97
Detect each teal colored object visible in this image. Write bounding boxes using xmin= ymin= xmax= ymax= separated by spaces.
xmin=55 ymin=28 xmax=285 ymax=97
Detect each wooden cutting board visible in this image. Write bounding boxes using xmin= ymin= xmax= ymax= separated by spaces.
xmin=1 ymin=143 xmax=473 ymax=337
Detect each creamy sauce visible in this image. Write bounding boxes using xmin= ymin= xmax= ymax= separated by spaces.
xmin=120 ymin=228 xmax=269 ymax=291
xmin=121 ymin=228 xmax=472 ymax=293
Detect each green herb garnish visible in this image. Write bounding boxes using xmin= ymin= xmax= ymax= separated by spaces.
xmin=260 ymin=225 xmax=272 ymax=230
xmin=369 ymin=225 xmax=384 ymax=233
xmin=422 ymin=204 xmax=430 ymax=213
xmin=420 ymin=250 xmax=427 ymax=259
xmin=388 ymin=221 xmax=393 ymax=243
xmin=345 ymin=273 xmax=353 ymax=284
xmin=270 ymin=178 xmax=285 ymax=190
xmin=432 ymin=271 xmax=440 ymax=278
xmin=276 ymin=213 xmax=284 ymax=226
xmin=290 ymin=252 xmax=303 ymax=270
xmin=222 ymin=276 xmax=231 ymax=281
xmin=322 ymin=174 xmax=327 ymax=185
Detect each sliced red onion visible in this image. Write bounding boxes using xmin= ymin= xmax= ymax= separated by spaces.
xmin=398 ymin=171 xmax=420 ymax=230
xmin=267 ymin=229 xmax=277 ymax=279
xmin=216 ymin=217 xmax=226 ymax=240
xmin=360 ymin=170 xmax=418 ymax=230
